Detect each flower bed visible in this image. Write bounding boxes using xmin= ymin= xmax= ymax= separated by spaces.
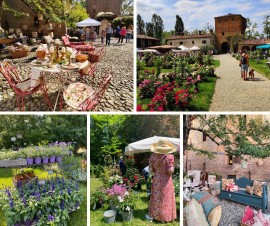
xmin=137 ymin=54 xmax=216 ymax=111
xmin=0 ymin=177 xmax=83 ymax=225
xmin=0 ymin=142 xmax=73 ymax=166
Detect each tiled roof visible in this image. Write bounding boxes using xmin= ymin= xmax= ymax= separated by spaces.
xmin=215 ymin=13 xmax=245 ymax=19
xmin=167 ymin=33 xmax=213 ymax=40
xmin=239 ymin=39 xmax=270 ymax=45
xmin=137 ymin=34 xmax=159 ymax=40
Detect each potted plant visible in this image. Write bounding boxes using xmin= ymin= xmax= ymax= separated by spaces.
xmin=14 ymin=168 xmax=35 ymax=181
xmin=106 ymin=184 xmax=127 ymax=213
xmin=24 ymin=149 xmax=35 ymax=165
xmin=41 ymin=148 xmax=50 ymax=164
xmin=49 ymin=149 xmax=56 ymax=163
xmin=55 ymin=149 xmax=63 ymax=163
xmin=119 ymin=195 xmax=135 ymax=222
xmin=91 ymin=190 xmax=106 ymax=210
xmin=34 ymin=147 xmax=42 ymax=164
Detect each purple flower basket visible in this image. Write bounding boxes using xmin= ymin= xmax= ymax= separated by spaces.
xmin=56 ymin=156 xmax=62 ymax=162
xmin=35 ymin=157 xmax=42 ymax=164
xmin=49 ymin=156 xmax=56 ymax=163
xmin=26 ymin=158 xmax=34 ymax=165
xmin=42 ymin=157 xmax=49 ymax=164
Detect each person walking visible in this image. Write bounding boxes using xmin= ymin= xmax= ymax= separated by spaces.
xmin=119 ymin=26 xmax=127 ymax=44
xmin=119 ymin=156 xmax=126 ymax=176
xmin=148 ymin=139 xmax=177 ymax=223
xmin=239 ymin=52 xmax=249 ymax=81
xmin=100 ymin=30 xmax=105 ymax=44
xmin=115 ymin=26 xmax=121 ymax=39
xmin=126 ymin=25 xmax=133 ymax=42
xmin=105 ymin=23 xmax=113 ymax=46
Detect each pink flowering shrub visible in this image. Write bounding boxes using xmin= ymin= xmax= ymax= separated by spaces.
xmin=106 ymin=184 xmax=127 ymax=204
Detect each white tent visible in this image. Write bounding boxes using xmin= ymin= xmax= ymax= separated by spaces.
xmin=76 ymin=18 xmax=101 ymax=27
xmin=137 ymin=49 xmax=160 ymax=54
xmin=125 ymin=136 xmax=180 ymax=155
xmin=179 ymin=45 xmax=190 ymax=51
xmin=190 ymin=46 xmax=200 ymax=50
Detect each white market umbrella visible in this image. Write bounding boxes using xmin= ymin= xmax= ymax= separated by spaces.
xmin=138 ymin=49 xmax=160 ymax=53
xmin=76 ymin=18 xmax=101 ymax=27
xmin=179 ymin=45 xmax=190 ymax=51
xmin=190 ymin=46 xmax=200 ymax=50
xmin=125 ymin=136 xmax=180 ymax=155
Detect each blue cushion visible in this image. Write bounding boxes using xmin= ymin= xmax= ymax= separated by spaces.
xmin=192 ymin=191 xmax=220 ymax=217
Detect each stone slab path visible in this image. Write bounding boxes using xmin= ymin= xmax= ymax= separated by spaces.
xmin=210 ymin=54 xmax=270 ymax=111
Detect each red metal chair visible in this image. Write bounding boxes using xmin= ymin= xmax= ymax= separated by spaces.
xmin=0 ymin=59 xmax=52 ymax=111
xmin=88 ymin=45 xmax=106 ymax=63
xmin=78 ymin=62 xmax=97 ymax=80
xmin=63 ymin=68 xmax=112 ymax=111
xmin=62 ymin=35 xmax=95 ymax=53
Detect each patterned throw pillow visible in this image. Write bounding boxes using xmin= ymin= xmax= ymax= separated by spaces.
xmin=241 ymin=206 xmax=255 ymax=225
xmin=253 ymin=209 xmax=270 ymax=226
xmin=185 ymin=198 xmax=208 ymax=226
xmin=208 ymin=205 xmax=222 ymax=226
xmin=221 ymin=179 xmax=234 ymax=190
xmin=246 ymin=186 xmax=254 ymax=195
xmin=253 ymin=181 xmax=263 ymax=197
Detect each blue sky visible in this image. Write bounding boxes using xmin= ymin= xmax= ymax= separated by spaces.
xmin=137 ymin=0 xmax=270 ymax=34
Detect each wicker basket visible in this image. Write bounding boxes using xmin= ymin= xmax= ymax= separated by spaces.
xmin=10 ymin=48 xmax=28 ymax=58
xmin=89 ymin=53 xmax=100 ymax=63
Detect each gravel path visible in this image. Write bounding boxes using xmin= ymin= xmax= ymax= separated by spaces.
xmin=210 ymin=54 xmax=270 ymax=111
xmin=0 ymin=39 xmax=133 ymax=111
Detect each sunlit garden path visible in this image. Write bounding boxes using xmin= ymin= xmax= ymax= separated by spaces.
xmin=210 ymin=54 xmax=270 ymax=111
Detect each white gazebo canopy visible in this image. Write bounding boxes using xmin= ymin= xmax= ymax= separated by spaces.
xmin=125 ymin=136 xmax=180 ymax=155
xmin=76 ymin=18 xmax=101 ymax=27
xmin=190 ymin=46 xmax=200 ymax=50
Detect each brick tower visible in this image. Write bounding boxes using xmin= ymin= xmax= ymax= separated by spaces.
xmin=86 ymin=0 xmax=122 ymax=18
xmin=215 ymin=14 xmax=246 ymax=53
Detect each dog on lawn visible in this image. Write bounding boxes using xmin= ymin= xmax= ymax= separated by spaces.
xmin=249 ymin=69 xmax=255 ymax=81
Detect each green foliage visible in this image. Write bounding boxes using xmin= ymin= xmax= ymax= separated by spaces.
xmin=65 ymin=2 xmax=88 ymax=28
xmin=175 ymin=15 xmax=184 ymax=35
xmin=112 ymin=15 xmax=133 ymax=28
xmin=151 ymin=14 xmax=164 ymax=42
xmin=14 ymin=168 xmax=34 ymax=177
xmin=200 ymin=44 xmax=215 ymax=55
xmin=137 ymin=14 xmax=145 ymax=35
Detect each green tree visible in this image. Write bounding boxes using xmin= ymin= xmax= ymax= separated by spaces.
xmin=185 ymin=115 xmax=270 ymax=159
xmin=162 ymin=30 xmax=175 ymax=44
xmin=245 ymin=18 xmax=258 ymax=39
xmin=137 ymin=14 xmax=145 ymax=35
xmin=65 ymin=2 xmax=88 ymax=28
xmin=121 ymin=0 xmax=133 ymax=14
xmin=175 ymin=15 xmax=184 ymax=35
xmin=146 ymin=22 xmax=154 ymax=37
xmin=151 ymin=13 xmax=164 ymax=42
xmin=263 ymin=15 xmax=270 ymax=39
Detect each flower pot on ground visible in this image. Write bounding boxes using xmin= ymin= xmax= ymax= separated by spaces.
xmin=56 ymin=156 xmax=62 ymax=162
xmin=26 ymin=158 xmax=34 ymax=165
xmin=121 ymin=210 xmax=134 ymax=222
xmin=49 ymin=156 xmax=56 ymax=163
xmin=42 ymin=157 xmax=49 ymax=164
xmin=103 ymin=210 xmax=116 ymax=224
xmin=34 ymin=157 xmax=42 ymax=164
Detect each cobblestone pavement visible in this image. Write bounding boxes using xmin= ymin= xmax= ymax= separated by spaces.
xmin=0 ymin=39 xmax=133 ymax=112
xmin=210 ymin=54 xmax=270 ymax=111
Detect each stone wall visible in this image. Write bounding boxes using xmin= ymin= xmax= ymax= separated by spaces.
xmin=87 ymin=0 xmax=122 ymax=18
xmin=167 ymin=37 xmax=215 ymax=48
xmin=185 ymin=115 xmax=270 ymax=181
xmin=1 ymin=0 xmax=66 ymax=38
xmin=215 ymin=14 xmax=246 ymax=53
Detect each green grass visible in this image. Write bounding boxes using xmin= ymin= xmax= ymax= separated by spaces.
xmin=90 ymin=178 xmax=180 ymax=226
xmin=188 ymin=77 xmax=217 ymax=111
xmin=0 ymin=167 xmax=87 ymax=226
xmin=213 ymin=60 xmax=220 ymax=68
xmin=249 ymin=59 xmax=270 ymax=80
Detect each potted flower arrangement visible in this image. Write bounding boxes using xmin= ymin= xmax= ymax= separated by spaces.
xmin=48 ymin=148 xmax=56 ymax=163
xmin=14 ymin=168 xmax=35 ymax=181
xmin=119 ymin=195 xmax=135 ymax=222
xmin=106 ymin=184 xmax=127 ymax=213
xmin=91 ymin=189 xmax=106 ymax=210
xmin=34 ymin=147 xmax=42 ymax=164
xmin=41 ymin=147 xmax=50 ymax=164
xmin=24 ymin=148 xmax=35 ymax=165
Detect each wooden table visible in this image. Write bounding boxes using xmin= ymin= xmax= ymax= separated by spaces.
xmin=0 ymin=38 xmax=16 ymax=45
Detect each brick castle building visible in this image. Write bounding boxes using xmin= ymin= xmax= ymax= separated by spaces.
xmin=185 ymin=115 xmax=270 ymax=181
xmin=215 ymin=13 xmax=246 ymax=53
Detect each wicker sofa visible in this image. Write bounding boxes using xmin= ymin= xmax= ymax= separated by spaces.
xmin=220 ymin=177 xmax=268 ymax=213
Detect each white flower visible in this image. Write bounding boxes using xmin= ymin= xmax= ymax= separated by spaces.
xmin=118 ymin=196 xmax=124 ymax=202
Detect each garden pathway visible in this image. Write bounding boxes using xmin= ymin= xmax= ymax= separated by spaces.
xmin=210 ymin=54 xmax=270 ymax=111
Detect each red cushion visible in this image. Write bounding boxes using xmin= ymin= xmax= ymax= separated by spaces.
xmin=242 ymin=206 xmax=254 ymax=225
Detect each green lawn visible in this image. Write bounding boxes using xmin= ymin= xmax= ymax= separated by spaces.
xmin=188 ymin=77 xmax=217 ymax=111
xmin=213 ymin=59 xmax=220 ymax=68
xmin=0 ymin=167 xmax=87 ymax=226
xmin=90 ymin=177 xmax=180 ymax=226
xmin=249 ymin=59 xmax=270 ymax=80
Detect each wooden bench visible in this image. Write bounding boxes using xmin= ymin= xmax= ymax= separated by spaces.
xmin=220 ymin=177 xmax=268 ymax=213
xmin=0 ymin=158 xmax=27 ymax=168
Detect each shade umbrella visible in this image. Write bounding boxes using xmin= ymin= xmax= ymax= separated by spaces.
xmin=125 ymin=136 xmax=180 ymax=155
xmin=76 ymin=18 xmax=101 ymax=27
xmin=179 ymin=45 xmax=190 ymax=51
xmin=256 ymin=44 xmax=270 ymax=49
xmin=190 ymin=46 xmax=200 ymax=50
xmin=138 ymin=49 xmax=160 ymax=53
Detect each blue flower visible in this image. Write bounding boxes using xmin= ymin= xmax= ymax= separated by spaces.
xmin=22 ymin=197 xmax=27 ymax=206
xmin=60 ymin=200 xmax=65 ymax=210
xmin=68 ymin=187 xmax=71 ymax=195
xmin=76 ymin=182 xmax=79 ymax=190
xmin=48 ymin=215 xmax=54 ymax=222
xmin=9 ymin=198 xmax=14 ymax=208
xmin=6 ymin=188 xmax=11 ymax=197
xmin=36 ymin=192 xmax=40 ymax=201
xmin=43 ymin=188 xmax=47 ymax=194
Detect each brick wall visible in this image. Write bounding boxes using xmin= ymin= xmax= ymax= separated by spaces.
xmin=185 ymin=116 xmax=270 ymax=181
xmin=87 ymin=0 xmax=122 ymax=18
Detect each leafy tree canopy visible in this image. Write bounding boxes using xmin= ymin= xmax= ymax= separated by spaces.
xmin=185 ymin=115 xmax=270 ymax=159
